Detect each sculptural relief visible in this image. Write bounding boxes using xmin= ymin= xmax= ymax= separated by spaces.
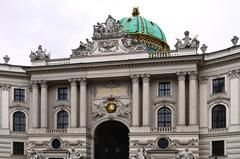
xmin=129 ymin=147 xmax=149 ymax=159
xmin=176 ymin=148 xmax=195 ymax=159
xmin=68 ymin=147 xmax=83 ymax=159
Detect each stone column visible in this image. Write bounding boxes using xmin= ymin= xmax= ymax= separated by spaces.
xmin=40 ymin=81 xmax=48 ymax=128
xmin=70 ymin=79 xmax=78 ymax=128
xmin=229 ymin=70 xmax=240 ymax=126
xmin=177 ymin=72 xmax=186 ymax=126
xmin=31 ymin=82 xmax=39 ymax=128
xmin=1 ymin=84 xmax=10 ymax=129
xmin=131 ymin=74 xmax=140 ymax=126
xmin=79 ymin=78 xmax=87 ymax=127
xmin=188 ymin=71 xmax=198 ymax=125
xmin=199 ymin=77 xmax=208 ymax=129
xmin=141 ymin=74 xmax=150 ymax=126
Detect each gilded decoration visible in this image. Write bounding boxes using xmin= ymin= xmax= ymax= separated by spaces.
xmin=91 ymin=95 xmax=131 ymax=121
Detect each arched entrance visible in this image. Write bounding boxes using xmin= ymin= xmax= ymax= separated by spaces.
xmin=94 ymin=120 xmax=129 ymax=159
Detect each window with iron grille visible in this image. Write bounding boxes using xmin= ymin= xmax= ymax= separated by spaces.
xmin=57 ymin=110 xmax=68 ymax=129
xmin=212 ymin=140 xmax=224 ymax=156
xmin=14 ymin=88 xmax=25 ymax=102
xmin=57 ymin=87 xmax=68 ymax=100
xmin=213 ymin=78 xmax=225 ymax=94
xmin=158 ymin=107 xmax=171 ymax=127
xmin=13 ymin=142 xmax=24 ymax=155
xmin=212 ymin=105 xmax=226 ymax=129
xmin=13 ymin=111 xmax=26 ymax=132
xmin=158 ymin=82 xmax=171 ymax=96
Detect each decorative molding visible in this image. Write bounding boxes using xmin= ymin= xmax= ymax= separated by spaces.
xmin=153 ymin=97 xmax=176 ymax=106
xmin=141 ymin=74 xmax=150 ymax=83
xmin=199 ymin=76 xmax=208 ymax=85
xmin=207 ymin=94 xmax=230 ymax=104
xmin=69 ymin=78 xmax=77 ymax=86
xmin=188 ymin=71 xmax=198 ymax=80
xmin=78 ymin=78 xmax=87 ymax=86
xmin=130 ymin=74 xmax=140 ymax=83
xmin=0 ymin=83 xmax=10 ymax=91
xmin=176 ymin=72 xmax=187 ymax=81
xmin=228 ymin=70 xmax=239 ymax=79
xmin=39 ymin=80 xmax=47 ymax=88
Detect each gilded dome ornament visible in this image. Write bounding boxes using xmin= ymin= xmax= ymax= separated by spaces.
xmin=106 ymin=96 xmax=117 ymax=113
xmin=132 ymin=7 xmax=140 ymax=16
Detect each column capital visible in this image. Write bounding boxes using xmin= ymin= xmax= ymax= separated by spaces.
xmin=188 ymin=71 xmax=198 ymax=80
xmin=0 ymin=83 xmax=10 ymax=91
xmin=199 ymin=76 xmax=208 ymax=85
xmin=78 ymin=78 xmax=87 ymax=86
xmin=39 ymin=80 xmax=47 ymax=88
xmin=177 ymin=72 xmax=187 ymax=81
xmin=130 ymin=74 xmax=140 ymax=83
xmin=228 ymin=70 xmax=239 ymax=79
xmin=141 ymin=74 xmax=150 ymax=83
xmin=69 ymin=78 xmax=77 ymax=86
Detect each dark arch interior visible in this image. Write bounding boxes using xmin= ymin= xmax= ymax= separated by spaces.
xmin=94 ymin=121 xmax=129 ymax=159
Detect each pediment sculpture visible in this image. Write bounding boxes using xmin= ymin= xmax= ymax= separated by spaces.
xmin=175 ymin=31 xmax=199 ymax=50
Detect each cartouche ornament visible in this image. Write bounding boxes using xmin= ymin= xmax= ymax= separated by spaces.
xmin=106 ymin=96 xmax=117 ymax=113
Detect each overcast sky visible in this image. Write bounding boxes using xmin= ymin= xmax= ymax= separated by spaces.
xmin=0 ymin=0 xmax=240 ymax=65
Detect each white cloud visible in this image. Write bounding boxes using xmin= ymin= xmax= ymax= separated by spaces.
xmin=0 ymin=0 xmax=240 ymax=65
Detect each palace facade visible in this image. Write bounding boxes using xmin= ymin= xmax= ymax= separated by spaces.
xmin=0 ymin=8 xmax=240 ymax=159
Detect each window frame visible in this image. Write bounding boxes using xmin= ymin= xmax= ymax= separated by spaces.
xmin=158 ymin=81 xmax=172 ymax=97
xmin=212 ymin=77 xmax=225 ymax=94
xmin=57 ymin=110 xmax=69 ymax=129
xmin=211 ymin=140 xmax=225 ymax=157
xmin=157 ymin=107 xmax=172 ymax=127
xmin=12 ymin=142 xmax=24 ymax=155
xmin=212 ymin=105 xmax=226 ymax=129
xmin=13 ymin=111 xmax=26 ymax=132
xmin=13 ymin=88 xmax=25 ymax=102
xmin=57 ymin=87 xmax=69 ymax=101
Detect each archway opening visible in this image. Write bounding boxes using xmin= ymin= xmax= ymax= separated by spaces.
xmin=94 ymin=120 xmax=129 ymax=159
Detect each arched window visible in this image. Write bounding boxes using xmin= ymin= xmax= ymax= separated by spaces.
xmin=158 ymin=107 xmax=171 ymax=127
xmin=13 ymin=111 xmax=26 ymax=132
xmin=57 ymin=110 xmax=68 ymax=129
xmin=212 ymin=105 xmax=226 ymax=129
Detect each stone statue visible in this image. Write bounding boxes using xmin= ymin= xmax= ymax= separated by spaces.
xmin=175 ymin=31 xmax=199 ymax=50
xmin=72 ymin=39 xmax=94 ymax=56
xmin=30 ymin=45 xmax=50 ymax=61
xmin=176 ymin=148 xmax=195 ymax=159
xmin=93 ymin=15 xmax=124 ymax=39
xmin=69 ymin=147 xmax=83 ymax=159
xmin=26 ymin=147 xmax=41 ymax=159
xmin=129 ymin=147 xmax=148 ymax=159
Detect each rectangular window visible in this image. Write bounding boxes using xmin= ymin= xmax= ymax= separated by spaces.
xmin=14 ymin=88 xmax=25 ymax=102
xmin=13 ymin=142 xmax=24 ymax=155
xmin=58 ymin=87 xmax=68 ymax=101
xmin=212 ymin=140 xmax=224 ymax=156
xmin=213 ymin=78 xmax=225 ymax=94
xmin=158 ymin=82 xmax=171 ymax=96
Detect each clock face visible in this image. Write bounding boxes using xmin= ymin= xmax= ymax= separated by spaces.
xmin=106 ymin=102 xmax=117 ymax=113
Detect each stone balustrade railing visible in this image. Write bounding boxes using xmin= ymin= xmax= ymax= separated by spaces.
xmin=46 ymin=129 xmax=67 ymax=134
xmin=10 ymin=131 xmax=27 ymax=135
xmin=149 ymin=51 xmax=178 ymax=58
xmin=47 ymin=58 xmax=70 ymax=65
xmin=208 ymin=128 xmax=229 ymax=134
xmin=151 ymin=127 xmax=176 ymax=133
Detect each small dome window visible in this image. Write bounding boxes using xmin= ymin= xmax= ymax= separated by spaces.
xmin=127 ymin=18 xmax=132 ymax=22
xmin=150 ymin=21 xmax=154 ymax=25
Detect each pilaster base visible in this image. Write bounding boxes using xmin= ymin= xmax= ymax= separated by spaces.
xmin=0 ymin=128 xmax=10 ymax=135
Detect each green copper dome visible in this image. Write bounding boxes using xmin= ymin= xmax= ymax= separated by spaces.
xmin=120 ymin=8 xmax=169 ymax=51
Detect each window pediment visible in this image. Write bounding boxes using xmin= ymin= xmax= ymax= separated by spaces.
xmin=153 ymin=97 xmax=175 ymax=106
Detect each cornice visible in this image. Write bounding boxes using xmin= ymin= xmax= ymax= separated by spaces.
xmin=201 ymin=52 xmax=240 ymax=69
xmin=24 ymin=55 xmax=202 ymax=75
xmin=0 ymin=70 xmax=30 ymax=79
